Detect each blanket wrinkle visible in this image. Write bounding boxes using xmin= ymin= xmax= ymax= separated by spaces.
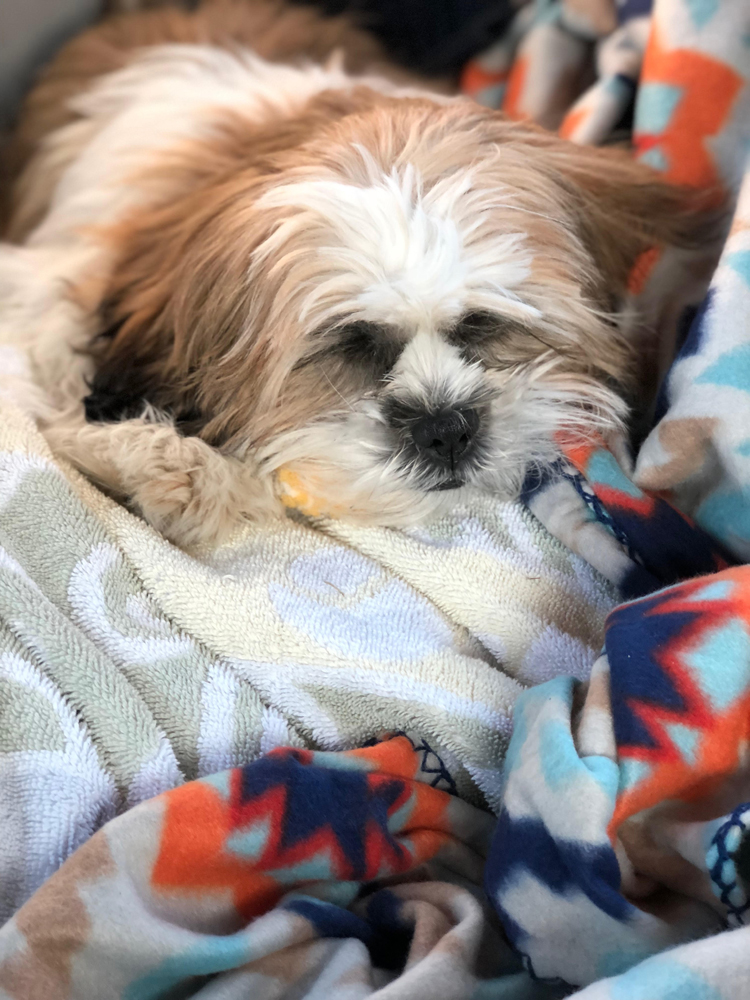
xmin=0 ymin=739 xmax=524 ymax=1000
xmin=0 ymin=399 xmax=612 ymax=923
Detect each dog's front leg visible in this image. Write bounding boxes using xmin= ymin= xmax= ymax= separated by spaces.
xmin=45 ymin=417 xmax=279 ymax=549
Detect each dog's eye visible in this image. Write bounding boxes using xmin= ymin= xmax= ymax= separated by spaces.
xmin=448 ymin=311 xmax=508 ymax=344
xmin=336 ymin=321 xmax=401 ymax=375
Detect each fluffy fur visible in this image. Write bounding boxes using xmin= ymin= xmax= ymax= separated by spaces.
xmin=1 ymin=0 xmax=713 ymax=548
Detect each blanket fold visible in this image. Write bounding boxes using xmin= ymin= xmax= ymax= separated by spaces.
xmin=0 ymin=738 xmax=524 ymax=1000
xmin=0 ymin=399 xmax=612 ymax=922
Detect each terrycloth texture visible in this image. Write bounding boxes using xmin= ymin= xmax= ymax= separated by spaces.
xmin=0 ymin=394 xmax=614 ymax=922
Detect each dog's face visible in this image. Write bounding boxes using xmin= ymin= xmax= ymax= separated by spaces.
xmin=86 ymin=93 xmax=703 ymax=523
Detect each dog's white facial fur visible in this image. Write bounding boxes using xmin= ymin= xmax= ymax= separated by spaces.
xmin=247 ymin=160 xmax=577 ymax=520
xmin=250 ymin=162 xmax=615 ymax=521
xmin=2 ymin=4 xmax=708 ymax=548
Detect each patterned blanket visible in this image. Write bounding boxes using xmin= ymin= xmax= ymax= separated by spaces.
xmin=2 ymin=0 xmax=750 ymax=996
xmin=0 ymin=382 xmax=612 ymax=924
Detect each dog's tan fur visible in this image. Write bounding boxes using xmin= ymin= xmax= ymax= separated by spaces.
xmin=2 ymin=1 xmax=715 ymax=548
xmin=90 ymin=99 xmax=706 ymax=450
xmin=4 ymin=0 xmax=428 ymax=242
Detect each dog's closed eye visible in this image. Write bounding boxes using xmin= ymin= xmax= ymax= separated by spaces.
xmin=448 ymin=309 xmax=577 ymax=367
xmin=449 ymin=311 xmax=505 ymax=343
xmin=336 ymin=320 xmax=401 ymax=374
xmin=297 ymin=320 xmax=402 ymax=378
xmin=446 ymin=310 xmax=528 ymax=347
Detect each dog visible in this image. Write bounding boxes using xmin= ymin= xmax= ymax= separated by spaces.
xmin=1 ymin=0 xmax=713 ymax=548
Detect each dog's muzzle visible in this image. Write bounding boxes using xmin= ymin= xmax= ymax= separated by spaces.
xmin=410 ymin=407 xmax=480 ymax=489
xmin=412 ymin=407 xmax=478 ymax=462
xmin=383 ymin=394 xmax=486 ymax=491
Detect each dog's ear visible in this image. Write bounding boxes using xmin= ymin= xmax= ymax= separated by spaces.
xmin=537 ymin=137 xmax=722 ymax=301
xmin=487 ymin=117 xmax=722 ymax=304
xmin=84 ymin=268 xmax=209 ymax=436
xmin=85 ymin=316 xmax=207 ymax=436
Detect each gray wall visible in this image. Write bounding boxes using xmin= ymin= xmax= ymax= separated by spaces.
xmin=0 ymin=0 xmax=101 ymax=127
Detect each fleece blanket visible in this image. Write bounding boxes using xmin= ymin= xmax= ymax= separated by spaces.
xmin=1 ymin=496 xmax=749 ymax=1000
xmin=3 ymin=416 xmax=750 ymax=992
xmin=2 ymin=0 xmax=750 ymax=998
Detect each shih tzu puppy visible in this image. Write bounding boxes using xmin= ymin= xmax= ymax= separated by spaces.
xmin=1 ymin=0 xmax=710 ymax=548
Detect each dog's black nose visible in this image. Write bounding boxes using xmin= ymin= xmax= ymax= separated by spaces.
xmin=412 ymin=409 xmax=478 ymax=465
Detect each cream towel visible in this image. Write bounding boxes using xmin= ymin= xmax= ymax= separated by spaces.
xmin=0 ymin=391 xmax=615 ymax=919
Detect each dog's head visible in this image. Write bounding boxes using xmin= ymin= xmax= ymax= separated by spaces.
xmin=85 ymin=91 xmax=709 ymax=522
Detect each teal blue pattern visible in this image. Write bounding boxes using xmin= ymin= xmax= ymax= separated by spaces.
xmin=664 ymin=722 xmax=701 ymax=765
xmin=124 ymin=932 xmax=256 ymax=1000
xmin=226 ymin=818 xmax=271 ymax=859
xmin=636 ymin=83 xmax=684 ymax=133
xmin=726 ymin=250 xmax=750 ymax=286
xmin=639 ymin=147 xmax=670 ymax=172
xmin=610 ymin=958 xmax=722 ymax=1000
xmin=697 ymin=485 xmax=750 ymax=551
xmin=685 ymin=619 xmax=750 ymax=712
xmin=695 ymin=344 xmax=750 ymax=391
xmin=685 ymin=0 xmax=719 ymax=29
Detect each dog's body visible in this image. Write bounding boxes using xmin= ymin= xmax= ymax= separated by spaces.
xmin=2 ymin=0 xmax=712 ymax=547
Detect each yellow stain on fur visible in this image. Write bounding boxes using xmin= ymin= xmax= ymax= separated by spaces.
xmin=277 ymin=467 xmax=331 ymax=518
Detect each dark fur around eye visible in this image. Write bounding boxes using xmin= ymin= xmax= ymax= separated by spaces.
xmin=336 ymin=321 xmax=401 ymax=374
xmin=298 ymin=320 xmax=402 ymax=377
xmin=447 ymin=310 xmax=520 ymax=345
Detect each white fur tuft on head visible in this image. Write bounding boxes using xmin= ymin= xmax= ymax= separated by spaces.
xmin=255 ymin=163 xmax=538 ymax=334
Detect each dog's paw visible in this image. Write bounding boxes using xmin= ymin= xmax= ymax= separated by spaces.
xmin=47 ymin=418 xmax=278 ymax=549
xmin=133 ymin=466 xmax=198 ymax=540
xmin=130 ymin=437 xmax=276 ymax=549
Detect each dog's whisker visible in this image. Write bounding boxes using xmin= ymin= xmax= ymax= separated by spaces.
xmin=321 ymin=370 xmax=356 ymax=413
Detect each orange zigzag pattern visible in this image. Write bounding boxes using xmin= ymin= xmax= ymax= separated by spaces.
xmin=635 ymin=25 xmax=742 ymax=189
xmin=610 ymin=568 xmax=750 ymax=835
